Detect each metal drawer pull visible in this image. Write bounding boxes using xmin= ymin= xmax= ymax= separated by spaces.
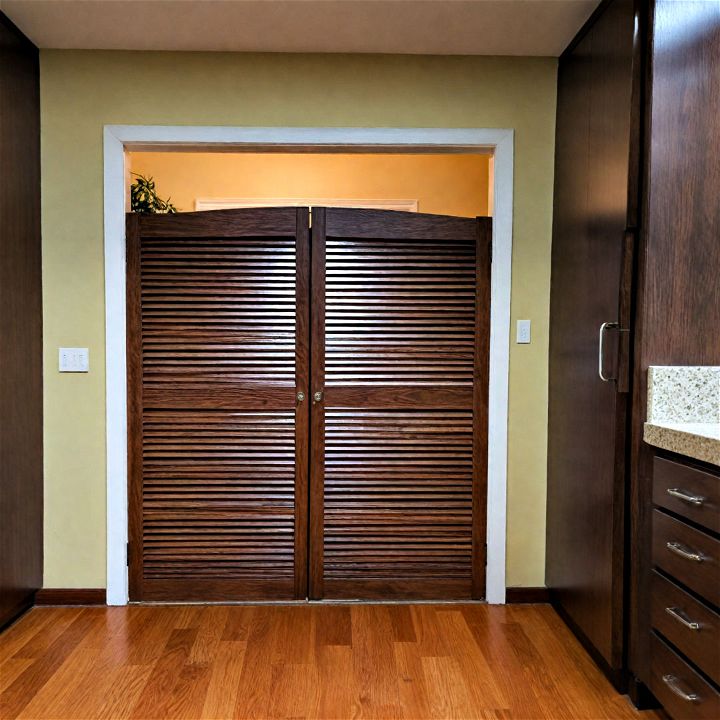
xmin=665 ymin=606 xmax=701 ymax=631
xmin=667 ymin=488 xmax=706 ymax=506
xmin=662 ymin=674 xmax=700 ymax=703
xmin=666 ymin=542 xmax=705 ymax=563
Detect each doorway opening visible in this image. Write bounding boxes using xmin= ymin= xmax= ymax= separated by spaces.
xmin=125 ymin=152 xmax=492 ymax=603
xmin=126 ymin=151 xmax=493 ymax=218
xmin=104 ymin=126 xmax=513 ymax=606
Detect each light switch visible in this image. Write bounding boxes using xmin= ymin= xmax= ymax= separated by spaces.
xmin=59 ymin=347 xmax=89 ymax=372
xmin=516 ymin=320 xmax=531 ymax=344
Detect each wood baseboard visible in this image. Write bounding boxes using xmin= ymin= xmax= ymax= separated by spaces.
xmin=505 ymin=586 xmax=551 ymax=604
xmin=34 ymin=589 xmax=106 ymax=606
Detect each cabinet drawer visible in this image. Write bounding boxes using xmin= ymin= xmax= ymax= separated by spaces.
xmin=651 ymin=571 xmax=720 ymax=686
xmin=652 ymin=511 xmax=720 ymax=606
xmin=650 ymin=633 xmax=720 ymax=720
xmin=654 ymin=457 xmax=719 ymax=533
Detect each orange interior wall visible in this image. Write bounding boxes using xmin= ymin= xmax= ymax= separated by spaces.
xmin=128 ymin=152 xmax=491 ymax=217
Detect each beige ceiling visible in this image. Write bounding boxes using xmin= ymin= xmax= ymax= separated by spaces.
xmin=1 ymin=0 xmax=600 ymax=56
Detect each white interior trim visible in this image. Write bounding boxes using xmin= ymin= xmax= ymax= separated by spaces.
xmin=195 ymin=197 xmax=419 ymax=212
xmin=104 ymin=126 xmax=513 ymax=605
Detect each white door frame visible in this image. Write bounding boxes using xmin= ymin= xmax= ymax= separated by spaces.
xmin=104 ymin=125 xmax=513 ymax=605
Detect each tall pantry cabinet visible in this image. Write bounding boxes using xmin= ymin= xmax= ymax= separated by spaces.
xmin=547 ymin=0 xmax=720 ymax=713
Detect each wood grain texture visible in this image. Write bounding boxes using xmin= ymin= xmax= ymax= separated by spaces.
xmin=311 ymin=208 xmax=490 ymax=600
xmin=629 ymin=0 xmax=720 ymax=694
xmin=127 ymin=208 xmax=310 ymax=601
xmin=0 ymin=13 xmax=43 ymax=630
xmin=33 ymin=590 xmax=106 ymax=606
xmin=650 ymin=571 xmax=720 ymax=687
xmin=651 ymin=510 xmax=720 ymax=608
xmin=0 ymin=604 xmax=664 ymax=720
xmin=505 ymin=587 xmax=551 ymax=604
xmin=649 ymin=633 xmax=720 ymax=720
xmin=652 ymin=456 xmax=720 ymax=534
xmin=546 ymin=0 xmax=639 ymax=678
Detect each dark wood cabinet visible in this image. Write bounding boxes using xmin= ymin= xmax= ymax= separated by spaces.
xmin=546 ymin=0 xmax=642 ymax=687
xmin=0 ymin=13 xmax=43 ymax=628
xmin=547 ymin=0 xmax=720 ymax=713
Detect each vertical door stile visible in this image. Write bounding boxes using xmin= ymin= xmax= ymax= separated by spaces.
xmin=294 ymin=207 xmax=311 ymax=598
xmin=309 ymin=207 xmax=327 ymax=599
xmin=472 ymin=218 xmax=492 ymax=598
xmin=126 ymin=212 xmax=144 ymax=599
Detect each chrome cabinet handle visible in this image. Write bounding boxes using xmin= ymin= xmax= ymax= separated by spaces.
xmin=598 ymin=322 xmax=619 ymax=381
xmin=667 ymin=488 xmax=706 ymax=506
xmin=662 ymin=674 xmax=700 ymax=703
xmin=666 ymin=541 xmax=705 ymax=563
xmin=665 ymin=606 xmax=701 ymax=631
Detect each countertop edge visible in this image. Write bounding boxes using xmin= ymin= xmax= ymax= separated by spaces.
xmin=644 ymin=422 xmax=720 ymax=468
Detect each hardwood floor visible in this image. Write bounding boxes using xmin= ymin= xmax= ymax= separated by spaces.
xmin=0 ymin=603 xmax=661 ymax=720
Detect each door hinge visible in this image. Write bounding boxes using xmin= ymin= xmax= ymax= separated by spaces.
xmin=126 ymin=542 xmax=130 ymax=566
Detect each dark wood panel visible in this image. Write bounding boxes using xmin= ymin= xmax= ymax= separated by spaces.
xmin=653 ymin=457 xmax=719 ymax=534
xmin=546 ymin=0 xmax=639 ymax=675
xmin=34 ymin=589 xmax=106 ymax=606
xmin=505 ymin=587 xmax=551 ymax=604
xmin=0 ymin=13 xmax=43 ymax=628
xmin=641 ymin=1 xmax=720 ymax=368
xmin=650 ymin=571 xmax=719 ymax=687
xmin=138 ymin=207 xmax=299 ymax=237
xmin=325 ymin=207 xmax=479 ymax=240
xmin=310 ymin=209 xmax=490 ymax=601
xmin=650 ymin=633 xmax=720 ymax=720
xmin=630 ymin=0 xmax=720 ymax=690
xmin=127 ymin=207 xmax=310 ymax=601
xmin=651 ymin=511 xmax=720 ymax=607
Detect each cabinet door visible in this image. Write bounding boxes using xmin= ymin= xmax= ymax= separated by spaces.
xmin=309 ymin=208 xmax=491 ymax=600
xmin=546 ymin=0 xmax=639 ymax=675
xmin=127 ymin=207 xmax=310 ymax=601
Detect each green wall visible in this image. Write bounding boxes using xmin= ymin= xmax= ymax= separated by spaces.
xmin=40 ymin=50 xmax=557 ymax=589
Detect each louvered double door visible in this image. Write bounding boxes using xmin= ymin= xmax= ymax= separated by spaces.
xmin=127 ymin=207 xmax=490 ymax=602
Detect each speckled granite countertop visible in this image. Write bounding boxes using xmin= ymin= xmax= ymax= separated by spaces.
xmin=644 ymin=366 xmax=720 ymax=466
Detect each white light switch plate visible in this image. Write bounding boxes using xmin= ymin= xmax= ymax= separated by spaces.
xmin=59 ymin=347 xmax=89 ymax=372
xmin=516 ymin=320 xmax=531 ymax=344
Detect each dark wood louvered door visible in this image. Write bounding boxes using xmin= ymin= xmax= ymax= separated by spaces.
xmin=309 ymin=208 xmax=491 ymax=600
xmin=127 ymin=208 xmax=310 ymax=601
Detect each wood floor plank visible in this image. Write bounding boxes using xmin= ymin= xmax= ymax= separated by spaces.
xmin=129 ymin=627 xmax=198 ymax=719
xmin=351 ymin=606 xmax=401 ymax=719
xmin=434 ymin=608 xmax=507 ymax=712
xmin=200 ymin=640 xmax=247 ymax=720
xmin=0 ymin=609 xmax=59 ymax=663
xmin=2 ymin=608 xmax=83 ymax=661
xmin=0 ymin=604 xmax=664 ymax=720
xmin=393 ymin=641 xmax=432 ymax=720
xmin=0 ymin=609 xmax=96 ymax=720
xmin=421 ymin=655 xmax=478 ymax=720
xmin=233 ymin=606 xmax=275 ymax=719
xmin=312 ymin=644 xmax=355 ymax=720
xmin=0 ymin=659 xmax=34 ymax=694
